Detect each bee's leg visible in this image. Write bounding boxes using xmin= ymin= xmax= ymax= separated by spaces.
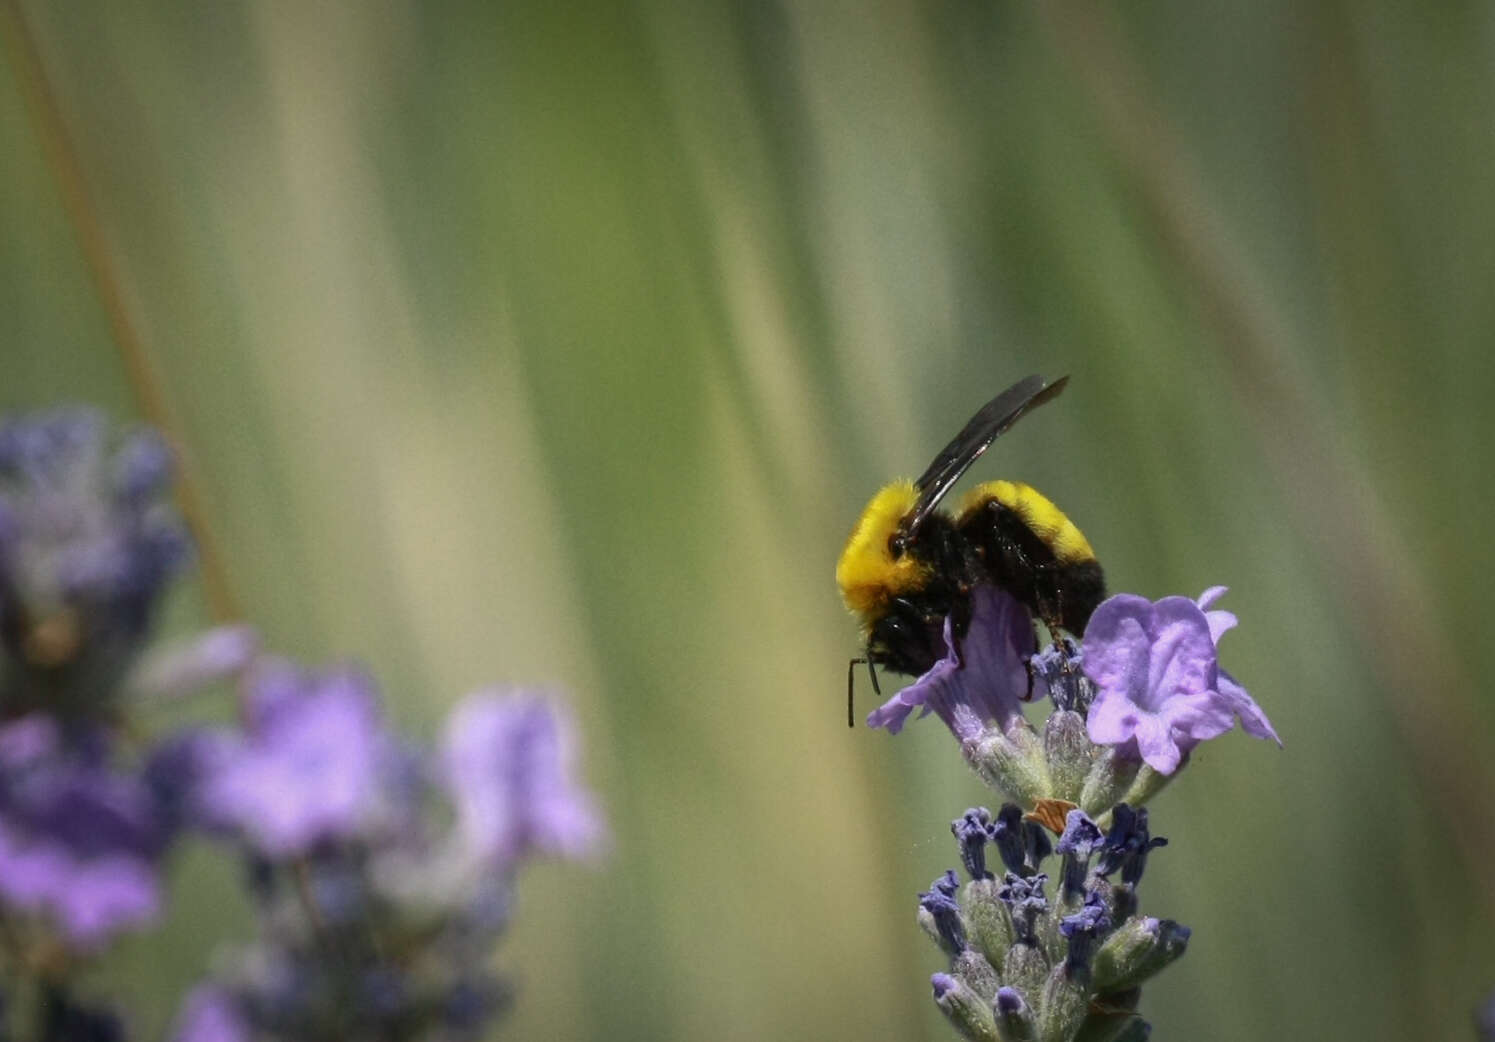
xmin=1033 ymin=562 xmax=1070 ymax=651
xmin=949 ymin=586 xmax=974 ymax=641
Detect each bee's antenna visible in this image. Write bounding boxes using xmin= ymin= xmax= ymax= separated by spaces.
xmin=848 ymin=656 xmax=881 ymax=728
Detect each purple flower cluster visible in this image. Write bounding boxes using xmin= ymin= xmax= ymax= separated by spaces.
xmin=865 ymin=568 xmax=1278 ymax=1037
xmin=869 ymin=583 xmax=1278 ymax=782
xmin=0 ymin=715 xmax=173 ymax=949
xmin=192 ymin=660 xmax=414 ymax=858
xmin=924 ymin=801 xmax=1184 ymax=1040
xmin=0 ymin=407 xmax=607 ymax=1042
xmin=167 ymin=669 xmax=604 ymax=1042
xmin=0 ymin=410 xmax=190 ymax=716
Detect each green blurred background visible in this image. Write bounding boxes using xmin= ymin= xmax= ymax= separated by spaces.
xmin=3 ymin=1 xmax=1493 ymax=1038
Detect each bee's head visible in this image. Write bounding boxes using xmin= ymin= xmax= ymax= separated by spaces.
xmin=836 ymin=481 xmax=930 ymax=626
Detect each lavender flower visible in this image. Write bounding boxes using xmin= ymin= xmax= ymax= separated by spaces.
xmin=1030 ymin=638 xmax=1093 ymax=713
xmin=0 ymin=714 xmax=173 ymax=948
xmin=922 ymin=801 xmax=1182 ymax=1041
xmin=1055 ymin=809 xmax=1105 ymax=902
xmin=172 ymin=986 xmax=252 ymax=1042
xmin=997 ymin=871 xmax=1049 ymax=944
xmin=866 ymin=587 xmax=1031 ymax=740
xmin=173 ymin=673 xmax=604 ymax=1042
xmin=990 ymin=802 xmax=1052 ymax=878
xmin=196 ymin=660 xmax=411 ymax=858
xmin=441 ymin=690 xmax=605 ymax=867
xmin=856 ymin=505 xmax=1271 ymax=1036
xmin=0 ymin=410 xmax=190 ymax=717
xmin=1058 ymin=891 xmax=1113 ymax=973
xmin=919 ymin=870 xmax=967 ymax=953
xmin=1082 ymin=588 xmax=1279 ymax=775
xmin=951 ymin=807 xmax=996 ymax=880
xmin=1095 ymin=804 xmax=1167 ymax=887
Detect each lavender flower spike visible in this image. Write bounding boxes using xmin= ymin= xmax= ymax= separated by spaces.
xmin=1081 ymin=589 xmax=1279 ymax=775
xmin=866 ymin=587 xmax=1031 ymax=740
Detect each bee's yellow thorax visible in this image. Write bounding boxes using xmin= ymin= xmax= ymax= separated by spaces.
xmin=959 ymin=480 xmax=1096 ymax=564
xmin=836 ymin=481 xmax=927 ymax=624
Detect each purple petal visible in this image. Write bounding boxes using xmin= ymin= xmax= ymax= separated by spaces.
xmin=241 ymin=657 xmax=311 ymax=731
xmin=0 ymin=824 xmax=70 ymax=909
xmin=1131 ymin=713 xmax=1183 ymax=775
xmin=863 ymin=693 xmax=922 ymax=734
xmin=866 ymin=623 xmax=959 ymax=733
xmin=1143 ymin=598 xmax=1217 ymax=705
xmin=0 ymin=715 xmax=60 ymax=767
xmin=1080 ymin=595 xmax=1156 ymax=705
xmin=1195 ymin=586 xmax=1228 ymax=611
xmin=130 ymin=625 xmax=260 ymax=700
xmin=172 ymin=986 xmax=252 ymax=1042
xmin=201 ymin=668 xmax=393 ymax=857
xmin=54 ymin=855 xmax=160 ymax=946
xmin=962 ymin=587 xmax=1035 ymax=723
xmin=1219 ymin=669 xmax=1281 ymax=745
xmin=868 ymin=589 xmax=1031 ymax=739
xmin=1158 ymin=690 xmax=1236 ymax=743
xmin=0 ymin=824 xmax=159 ymax=946
xmin=1085 ymin=691 xmax=1141 ymax=746
xmin=442 ymin=691 xmax=605 ymax=865
xmin=1196 ymin=587 xmax=1239 ymax=645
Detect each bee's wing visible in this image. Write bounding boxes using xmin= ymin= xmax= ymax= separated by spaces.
xmin=906 ymin=374 xmax=1069 ymax=534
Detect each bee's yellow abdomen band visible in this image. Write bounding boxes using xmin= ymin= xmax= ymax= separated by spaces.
xmin=959 ymin=480 xmax=1096 ymax=564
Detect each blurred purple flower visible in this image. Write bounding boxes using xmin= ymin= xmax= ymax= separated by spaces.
xmin=866 ymin=587 xmax=1031 ymax=739
xmin=199 ymin=661 xmax=407 ymax=859
xmin=171 ymin=986 xmax=251 ymax=1042
xmin=441 ymin=691 xmax=604 ymax=866
xmin=127 ymin=624 xmax=261 ymax=701
xmin=1082 ymin=589 xmax=1279 ymax=775
xmin=0 ymin=410 xmax=190 ymax=715
xmin=0 ymin=715 xmax=168 ymax=947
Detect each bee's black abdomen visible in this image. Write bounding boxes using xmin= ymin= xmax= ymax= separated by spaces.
xmin=957 ymin=496 xmax=1105 ymax=636
xmin=958 ymin=498 xmax=1055 ymax=604
xmin=1060 ymin=558 xmax=1106 ymax=633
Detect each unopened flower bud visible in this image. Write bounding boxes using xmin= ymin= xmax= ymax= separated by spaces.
xmin=1091 ymin=917 xmax=1191 ymax=993
xmin=992 ymin=986 xmax=1036 ymax=1042
xmin=931 ymin=973 xmax=998 ymax=1042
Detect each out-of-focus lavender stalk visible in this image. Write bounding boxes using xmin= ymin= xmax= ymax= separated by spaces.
xmin=0 ymin=409 xmax=607 ymax=1042
xmin=867 ymin=586 xmax=1279 ymax=1040
xmin=167 ymin=668 xmax=605 ymax=1042
xmin=0 ymin=409 xmax=255 ymax=1040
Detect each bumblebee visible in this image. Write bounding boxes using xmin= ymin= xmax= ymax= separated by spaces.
xmin=836 ymin=375 xmax=1105 ymax=724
